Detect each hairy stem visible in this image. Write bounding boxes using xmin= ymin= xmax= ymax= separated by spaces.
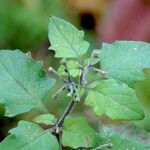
xmin=92 ymin=143 xmax=113 ymax=150
xmin=58 ymin=132 xmax=62 ymax=150
xmin=91 ymin=67 xmax=108 ymax=78
xmin=80 ymin=49 xmax=99 ymax=85
xmin=52 ymin=84 xmax=68 ymax=99
xmin=55 ymin=98 xmax=76 ymax=130
xmin=63 ymin=62 xmax=72 ymax=82
xmin=48 ymin=67 xmax=67 ymax=82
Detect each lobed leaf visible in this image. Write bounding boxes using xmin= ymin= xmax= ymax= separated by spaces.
xmin=0 ymin=121 xmax=59 ymax=150
xmin=48 ymin=16 xmax=89 ymax=59
xmin=85 ymin=79 xmax=144 ymax=120
xmin=62 ymin=116 xmax=98 ymax=149
xmin=0 ymin=50 xmax=55 ymax=117
xmin=99 ymin=41 xmax=150 ymax=87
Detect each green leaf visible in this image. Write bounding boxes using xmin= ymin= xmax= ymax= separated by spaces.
xmin=0 ymin=50 xmax=55 ymax=117
xmin=0 ymin=121 xmax=59 ymax=150
xmin=84 ymin=57 xmax=100 ymax=65
xmin=98 ymin=124 xmax=150 ymax=150
xmin=33 ymin=114 xmax=57 ymax=125
xmin=57 ymin=58 xmax=100 ymax=78
xmin=48 ymin=16 xmax=89 ymax=59
xmin=58 ymin=60 xmax=81 ymax=77
xmin=99 ymin=41 xmax=150 ymax=87
xmin=62 ymin=116 xmax=98 ymax=149
xmin=85 ymin=79 xmax=144 ymax=120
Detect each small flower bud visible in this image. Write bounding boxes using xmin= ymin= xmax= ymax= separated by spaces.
xmin=101 ymin=71 xmax=108 ymax=77
xmin=60 ymin=59 xmax=66 ymax=65
xmin=67 ymin=92 xmax=72 ymax=97
xmin=48 ymin=67 xmax=54 ymax=72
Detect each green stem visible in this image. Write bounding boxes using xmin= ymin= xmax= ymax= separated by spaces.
xmin=92 ymin=143 xmax=113 ymax=150
xmin=55 ymin=98 xmax=76 ymax=129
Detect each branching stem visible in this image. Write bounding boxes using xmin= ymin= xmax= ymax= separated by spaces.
xmin=50 ymin=49 xmax=109 ymax=150
xmin=80 ymin=49 xmax=99 ymax=85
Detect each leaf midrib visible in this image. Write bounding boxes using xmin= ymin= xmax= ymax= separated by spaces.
xmin=0 ymin=58 xmax=48 ymax=113
xmin=51 ymin=18 xmax=81 ymax=60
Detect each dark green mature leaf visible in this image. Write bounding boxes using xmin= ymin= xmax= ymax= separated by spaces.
xmin=99 ymin=41 xmax=150 ymax=87
xmin=0 ymin=50 xmax=55 ymax=117
xmin=48 ymin=16 xmax=89 ymax=59
xmin=98 ymin=124 xmax=150 ymax=150
xmin=0 ymin=121 xmax=59 ymax=150
xmin=33 ymin=114 xmax=57 ymax=125
xmin=85 ymin=79 xmax=144 ymax=120
xmin=62 ymin=116 xmax=98 ymax=149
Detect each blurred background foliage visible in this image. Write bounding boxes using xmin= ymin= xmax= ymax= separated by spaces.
xmin=0 ymin=0 xmax=150 ymax=142
xmin=0 ymin=0 xmax=68 ymax=50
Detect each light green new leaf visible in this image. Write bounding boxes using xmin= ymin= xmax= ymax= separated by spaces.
xmin=62 ymin=116 xmax=98 ymax=149
xmin=85 ymin=79 xmax=144 ymax=120
xmin=0 ymin=121 xmax=59 ymax=150
xmin=99 ymin=41 xmax=150 ymax=87
xmin=98 ymin=124 xmax=150 ymax=150
xmin=0 ymin=50 xmax=55 ymax=117
xmin=84 ymin=57 xmax=100 ymax=65
xmin=48 ymin=16 xmax=89 ymax=59
xmin=33 ymin=114 xmax=57 ymax=125
xmin=58 ymin=60 xmax=81 ymax=77
xmin=57 ymin=58 xmax=99 ymax=78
